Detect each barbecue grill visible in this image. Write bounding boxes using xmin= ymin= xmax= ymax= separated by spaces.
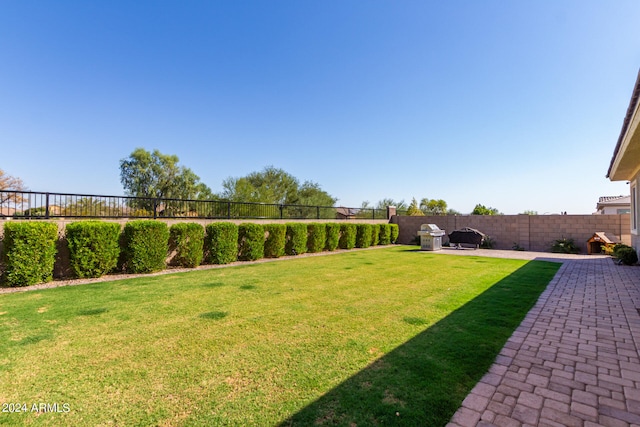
xmin=417 ymin=224 xmax=445 ymax=251
xmin=448 ymin=227 xmax=486 ymax=249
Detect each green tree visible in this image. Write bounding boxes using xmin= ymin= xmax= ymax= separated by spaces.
xmin=297 ymin=181 xmax=336 ymax=206
xmin=120 ymin=148 xmax=213 ymax=212
xmin=471 ymin=204 xmax=501 ymax=215
xmin=406 ymin=198 xmax=424 ymax=216
xmin=521 ymin=210 xmax=538 ymax=215
xmin=220 ymin=166 xmax=335 ymax=206
xmin=419 ymin=198 xmax=448 ymax=215
xmin=361 ymin=198 xmax=407 ymax=211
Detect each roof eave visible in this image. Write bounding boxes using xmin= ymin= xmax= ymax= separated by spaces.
xmin=608 ymin=69 xmax=640 ymax=180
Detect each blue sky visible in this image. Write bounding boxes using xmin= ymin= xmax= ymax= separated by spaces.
xmin=1 ymin=1 xmax=639 ymax=214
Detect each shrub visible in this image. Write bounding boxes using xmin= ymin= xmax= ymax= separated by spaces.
xmin=480 ymin=236 xmax=495 ymax=249
xmin=355 ymin=224 xmax=373 ymax=248
xmin=550 ymin=238 xmax=580 ymax=254
xmin=339 ymin=223 xmax=357 ymax=249
xmin=390 ymin=224 xmax=399 ymax=243
xmin=238 ymin=223 xmax=264 ymax=261
xmin=205 ymin=222 xmax=238 ymax=264
xmin=612 ymin=244 xmax=638 ymax=265
xmin=370 ymin=223 xmax=380 ymax=246
xmin=120 ymin=220 xmax=169 ymax=273
xmin=169 ymin=223 xmax=204 ymax=268
xmin=378 ymin=224 xmax=392 ymax=245
xmin=264 ymin=224 xmax=286 ymax=258
xmin=1 ymin=222 xmax=58 ymax=286
xmin=285 ymin=223 xmax=308 ymax=256
xmin=66 ymin=221 xmax=121 ymax=278
xmin=325 ymin=223 xmax=340 ymax=251
xmin=307 ymin=223 xmax=326 ymax=253
xmin=616 ymin=246 xmax=638 ymax=265
xmin=613 ymin=243 xmax=633 ymax=257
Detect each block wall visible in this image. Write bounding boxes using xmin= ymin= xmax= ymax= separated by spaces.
xmin=391 ymin=214 xmax=631 ymax=253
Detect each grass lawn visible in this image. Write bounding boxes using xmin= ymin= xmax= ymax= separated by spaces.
xmin=0 ymin=246 xmax=560 ymax=426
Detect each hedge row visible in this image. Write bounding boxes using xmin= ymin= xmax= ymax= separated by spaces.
xmin=0 ymin=221 xmax=398 ymax=287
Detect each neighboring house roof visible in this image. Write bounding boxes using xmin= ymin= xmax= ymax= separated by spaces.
xmin=598 ymin=195 xmax=630 ymax=205
xmin=608 ymin=69 xmax=640 ymax=181
xmin=336 ymin=207 xmax=358 ymax=217
xmin=595 ymin=195 xmax=630 ymax=214
xmin=0 ymin=207 xmax=16 ymax=216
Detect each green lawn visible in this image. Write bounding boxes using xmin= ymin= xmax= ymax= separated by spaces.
xmin=0 ymin=247 xmax=560 ymax=426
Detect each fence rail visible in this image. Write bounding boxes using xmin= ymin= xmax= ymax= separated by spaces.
xmin=0 ymin=190 xmax=391 ymax=221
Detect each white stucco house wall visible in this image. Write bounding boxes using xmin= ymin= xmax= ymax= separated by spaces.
xmin=607 ymin=70 xmax=640 ymax=254
xmin=595 ymin=195 xmax=631 ymax=215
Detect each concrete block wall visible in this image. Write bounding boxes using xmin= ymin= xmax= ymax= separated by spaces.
xmin=391 ymin=214 xmax=631 ymax=253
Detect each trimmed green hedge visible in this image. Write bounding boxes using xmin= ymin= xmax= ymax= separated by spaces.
xmin=285 ymin=223 xmax=308 ymax=256
xmin=66 ymin=221 xmax=121 ymax=278
xmin=339 ymin=223 xmax=357 ymax=249
xmin=356 ymin=224 xmax=373 ymax=248
xmin=205 ymin=222 xmax=238 ymax=265
xmin=307 ymin=223 xmax=326 ymax=253
xmin=238 ymin=223 xmax=264 ymax=261
xmin=264 ymin=224 xmax=286 ymax=258
xmin=371 ymin=223 xmax=380 ymax=246
xmin=120 ymin=220 xmax=169 ymax=273
xmin=378 ymin=224 xmax=392 ymax=245
xmin=169 ymin=223 xmax=204 ymax=268
xmin=1 ymin=222 xmax=58 ymax=287
xmin=325 ymin=223 xmax=340 ymax=251
xmin=390 ymin=224 xmax=399 ymax=244
xmin=0 ymin=220 xmax=396 ymax=286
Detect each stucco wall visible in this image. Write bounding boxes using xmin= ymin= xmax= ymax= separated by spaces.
xmin=390 ymin=214 xmax=631 ymax=253
xmin=631 ymin=176 xmax=639 ymax=252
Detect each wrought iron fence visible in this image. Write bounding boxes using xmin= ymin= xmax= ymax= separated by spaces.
xmin=0 ymin=190 xmax=390 ymax=220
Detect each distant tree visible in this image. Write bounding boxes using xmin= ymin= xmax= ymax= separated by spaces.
xmin=0 ymin=169 xmax=27 ymax=204
xmin=521 ymin=210 xmax=538 ymax=215
xmin=471 ymin=204 xmax=501 ymax=215
xmin=296 ymin=181 xmax=336 ymax=206
xmin=375 ymin=198 xmax=407 ymax=210
xmin=406 ymin=198 xmax=424 ymax=216
xmin=447 ymin=208 xmax=462 ymax=215
xmin=63 ymin=197 xmax=117 ymax=217
xmin=120 ymin=148 xmax=213 ymax=211
xmin=219 ymin=166 xmax=336 ymax=206
xmin=420 ymin=198 xmax=448 ymax=215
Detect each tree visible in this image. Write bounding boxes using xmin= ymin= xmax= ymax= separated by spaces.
xmin=521 ymin=210 xmax=538 ymax=215
xmin=297 ymin=181 xmax=336 ymax=206
xmin=471 ymin=204 xmax=501 ymax=215
xmin=406 ymin=198 xmax=424 ymax=216
xmin=382 ymin=198 xmax=407 ymax=210
xmin=219 ymin=166 xmax=336 ymax=206
xmin=419 ymin=198 xmax=448 ymax=215
xmin=120 ymin=148 xmax=213 ymax=211
xmin=0 ymin=169 xmax=27 ymax=205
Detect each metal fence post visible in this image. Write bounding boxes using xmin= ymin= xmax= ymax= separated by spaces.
xmin=45 ymin=193 xmax=50 ymax=219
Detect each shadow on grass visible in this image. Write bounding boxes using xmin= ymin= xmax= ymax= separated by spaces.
xmin=278 ymin=260 xmax=561 ymax=426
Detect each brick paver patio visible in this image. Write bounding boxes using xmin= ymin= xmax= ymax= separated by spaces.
xmin=445 ymin=251 xmax=640 ymax=427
